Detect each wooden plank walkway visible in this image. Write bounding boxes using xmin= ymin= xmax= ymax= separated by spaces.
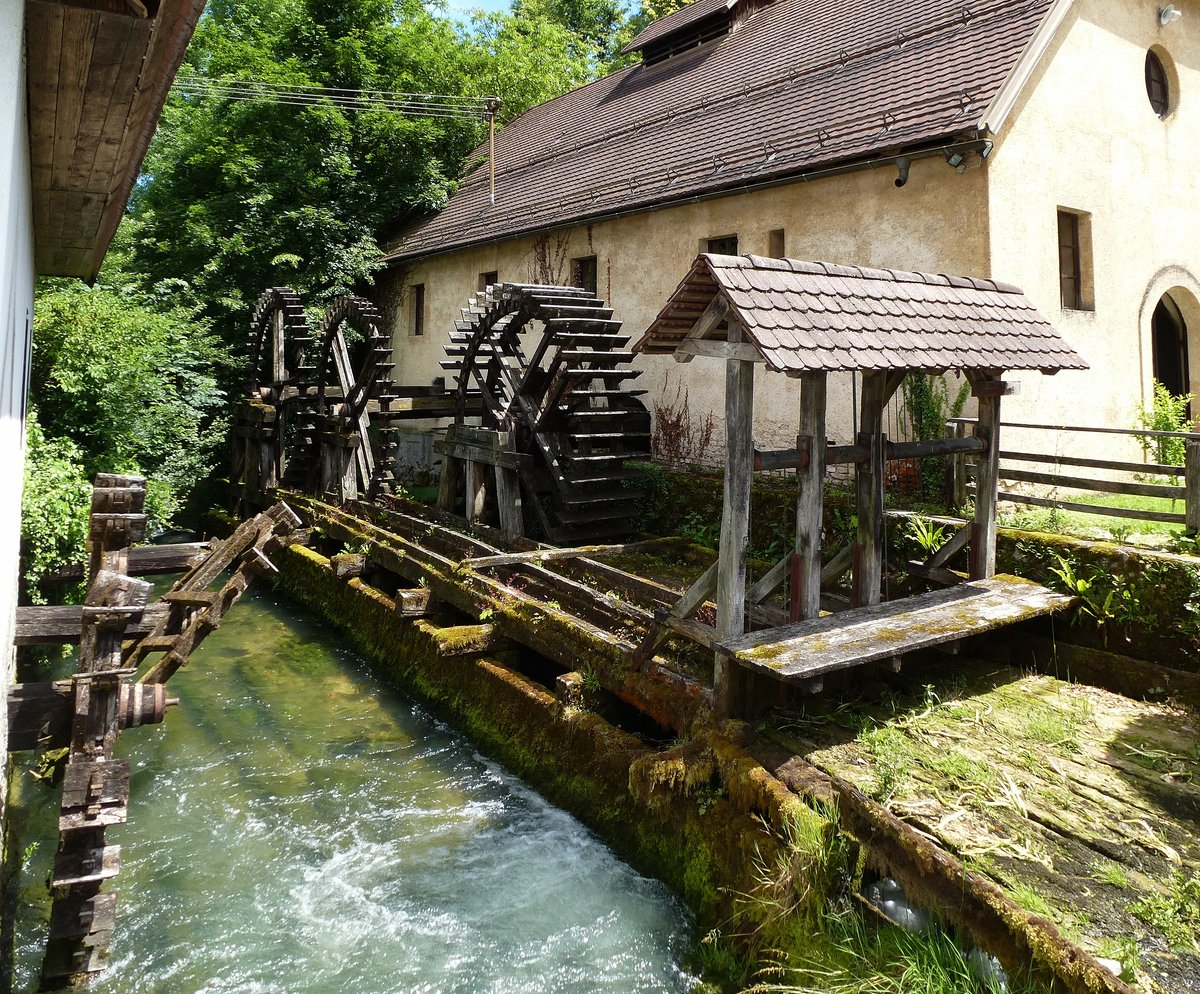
xmin=717 ymin=575 xmax=1072 ymax=681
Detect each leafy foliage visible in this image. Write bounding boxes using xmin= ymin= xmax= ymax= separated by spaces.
xmin=899 ymin=373 xmax=971 ymax=502
xmin=124 ymin=0 xmax=597 ymax=360
xmin=1133 ymin=379 xmax=1193 ymax=469
xmin=21 ymin=279 xmax=227 ymax=594
xmin=21 ymin=414 xmax=91 ymax=602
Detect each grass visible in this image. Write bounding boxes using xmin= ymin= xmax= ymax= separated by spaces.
xmin=998 ymin=492 xmax=1185 ymax=540
xmin=736 ymin=908 xmax=1035 ymax=994
xmin=1093 ymin=862 xmax=1131 ymax=889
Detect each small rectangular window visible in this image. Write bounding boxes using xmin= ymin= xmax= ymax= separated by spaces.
xmin=706 ymin=234 xmax=739 ymax=256
xmin=1056 ymin=209 xmax=1093 ymax=311
xmin=768 ymin=228 xmax=785 ymax=258
xmin=412 ymin=283 xmax=425 ymax=337
xmin=478 ymin=271 xmax=498 ymax=291
xmin=570 ymin=255 xmax=598 ymax=296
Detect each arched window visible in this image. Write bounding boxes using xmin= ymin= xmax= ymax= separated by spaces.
xmin=1146 ymin=51 xmax=1170 ymax=118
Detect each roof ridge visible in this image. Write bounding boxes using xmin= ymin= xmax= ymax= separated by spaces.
xmin=733 ymin=254 xmax=1020 ymax=294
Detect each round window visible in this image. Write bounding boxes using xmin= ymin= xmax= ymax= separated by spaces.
xmin=1146 ymin=50 xmax=1171 ymax=117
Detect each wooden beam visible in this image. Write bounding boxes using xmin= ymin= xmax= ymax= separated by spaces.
xmin=675 ymin=339 xmax=763 ymax=362
xmin=674 ymin=295 xmax=729 ymax=364
xmin=853 ymin=372 xmax=889 ymax=608
xmin=792 ymin=371 xmax=827 ymax=622
xmin=715 ymin=319 xmax=755 ymax=717
xmin=926 ymin=522 xmax=971 ymax=570
xmin=630 ymin=560 xmax=719 ymax=665
xmin=969 ymin=371 xmax=1004 ymax=579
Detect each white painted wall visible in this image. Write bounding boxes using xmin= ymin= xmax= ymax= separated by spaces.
xmin=0 ymin=0 xmax=34 ymax=812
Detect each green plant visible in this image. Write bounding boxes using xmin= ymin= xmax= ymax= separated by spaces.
xmin=1095 ymin=935 xmax=1141 ymax=983
xmin=1129 ymin=870 xmax=1200 ymax=950
xmin=681 ymin=511 xmax=721 ymax=549
xmin=21 ymin=841 xmax=39 ymax=871
xmin=1133 ymin=379 xmax=1193 ymax=470
xmin=899 ymin=373 xmax=971 ymax=501
xmin=903 ymin=516 xmax=948 ymax=559
xmin=580 ymin=663 xmax=602 ymax=693
xmin=1107 ymin=522 xmax=1133 ymax=544
xmin=1048 ymin=555 xmax=1155 ymax=644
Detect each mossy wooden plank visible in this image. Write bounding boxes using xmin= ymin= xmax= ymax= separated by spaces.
xmin=722 ymin=576 xmax=1071 ymax=680
xmin=766 ymin=664 xmax=1200 ymax=992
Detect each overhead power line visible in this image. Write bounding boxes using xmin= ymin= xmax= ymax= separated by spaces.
xmin=174 ymin=73 xmax=501 ymax=123
xmin=174 ymin=74 xmax=505 ymax=204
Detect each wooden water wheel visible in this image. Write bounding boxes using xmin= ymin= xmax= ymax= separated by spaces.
xmin=231 ymin=288 xmax=313 ymax=510
xmin=287 ymin=294 xmax=399 ymax=499
xmin=441 ymin=281 xmax=651 ymax=542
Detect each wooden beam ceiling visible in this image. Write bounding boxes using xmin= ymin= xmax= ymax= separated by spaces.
xmin=25 ymin=0 xmax=203 ymax=279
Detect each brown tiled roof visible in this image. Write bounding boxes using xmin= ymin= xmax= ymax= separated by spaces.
xmin=621 ymin=0 xmax=737 ymax=54
xmin=636 ymin=254 xmax=1088 ymax=374
xmin=384 ymin=0 xmax=1056 ymax=264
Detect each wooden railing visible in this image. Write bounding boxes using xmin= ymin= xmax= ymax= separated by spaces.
xmin=945 ymin=419 xmax=1200 ymax=530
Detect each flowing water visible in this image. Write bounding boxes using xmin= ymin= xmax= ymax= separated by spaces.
xmin=9 ymin=587 xmax=695 ymax=993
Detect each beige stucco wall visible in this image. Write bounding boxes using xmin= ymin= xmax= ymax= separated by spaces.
xmin=379 ymin=156 xmax=990 ymax=456
xmin=986 ymin=0 xmax=1200 ymax=461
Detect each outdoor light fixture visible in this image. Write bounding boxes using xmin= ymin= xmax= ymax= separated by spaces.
xmin=945 ymin=150 xmax=966 ymax=171
xmin=1160 ymin=5 xmax=1182 ymax=26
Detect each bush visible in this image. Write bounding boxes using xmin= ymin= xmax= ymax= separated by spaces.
xmin=21 ymin=278 xmax=230 ymax=592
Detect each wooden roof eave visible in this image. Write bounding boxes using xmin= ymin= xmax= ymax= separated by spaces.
xmin=26 ymin=0 xmax=205 ymax=281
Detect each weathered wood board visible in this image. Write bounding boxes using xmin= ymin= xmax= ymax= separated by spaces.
xmin=718 ymin=575 xmax=1072 ymax=681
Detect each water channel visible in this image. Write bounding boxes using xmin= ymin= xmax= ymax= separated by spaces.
xmin=9 ymin=587 xmax=695 ymax=992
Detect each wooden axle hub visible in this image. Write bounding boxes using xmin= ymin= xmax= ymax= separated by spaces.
xmin=754 ymin=434 xmax=987 ymax=472
xmin=117 ymin=682 xmax=178 ymax=730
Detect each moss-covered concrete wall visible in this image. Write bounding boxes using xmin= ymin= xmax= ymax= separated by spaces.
xmin=273 ymin=542 xmax=830 ymax=934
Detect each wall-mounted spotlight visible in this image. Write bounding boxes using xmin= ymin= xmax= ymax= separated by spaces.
xmin=945 ymin=150 xmax=967 ymax=173
xmin=895 ymin=156 xmax=911 ymax=187
xmin=1160 ymin=4 xmax=1182 ymax=26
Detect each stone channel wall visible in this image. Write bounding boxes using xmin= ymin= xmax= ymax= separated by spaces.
xmin=272 ymin=541 xmax=823 ymax=935
xmin=253 ymin=516 xmax=1134 ymax=994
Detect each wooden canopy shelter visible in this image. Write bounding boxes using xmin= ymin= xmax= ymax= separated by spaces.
xmin=635 ymin=254 xmax=1087 ymax=717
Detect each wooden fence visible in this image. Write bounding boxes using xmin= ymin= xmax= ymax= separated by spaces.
xmin=946 ymin=418 xmax=1200 ymax=531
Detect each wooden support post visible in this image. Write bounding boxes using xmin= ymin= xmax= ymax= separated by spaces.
xmin=945 ymin=419 xmax=967 ymax=511
xmin=715 ymin=324 xmax=755 ymax=718
xmin=465 ymin=460 xmax=486 ymax=525
xmin=437 ymin=454 xmax=463 ymax=513
xmin=852 ymin=373 xmax=889 ymax=607
xmin=969 ymin=372 xmax=1004 ymax=579
xmin=791 ymin=371 xmax=827 ymax=622
xmin=1186 ymin=440 xmax=1200 ymax=535
xmin=494 ymin=466 xmax=523 ymax=539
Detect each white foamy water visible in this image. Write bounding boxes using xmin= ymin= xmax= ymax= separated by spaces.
xmin=10 ymin=588 xmax=694 ymax=993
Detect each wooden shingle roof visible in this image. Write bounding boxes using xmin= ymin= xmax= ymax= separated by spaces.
xmin=636 ymin=254 xmax=1087 ymax=374
xmin=384 ymin=0 xmax=1059 ymax=263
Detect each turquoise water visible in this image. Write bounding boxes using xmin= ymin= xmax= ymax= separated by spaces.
xmin=10 ymin=588 xmax=694 ymax=993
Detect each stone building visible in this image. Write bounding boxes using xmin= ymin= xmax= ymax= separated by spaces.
xmin=377 ymin=0 xmax=1200 ymax=458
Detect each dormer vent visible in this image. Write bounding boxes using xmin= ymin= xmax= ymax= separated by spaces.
xmin=622 ymin=0 xmax=774 ymax=65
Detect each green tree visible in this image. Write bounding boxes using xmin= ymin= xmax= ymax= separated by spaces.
xmin=21 ymin=413 xmax=92 ymax=601
xmin=28 ymin=278 xmax=227 ymax=546
xmin=125 ymin=0 xmax=594 ymax=359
